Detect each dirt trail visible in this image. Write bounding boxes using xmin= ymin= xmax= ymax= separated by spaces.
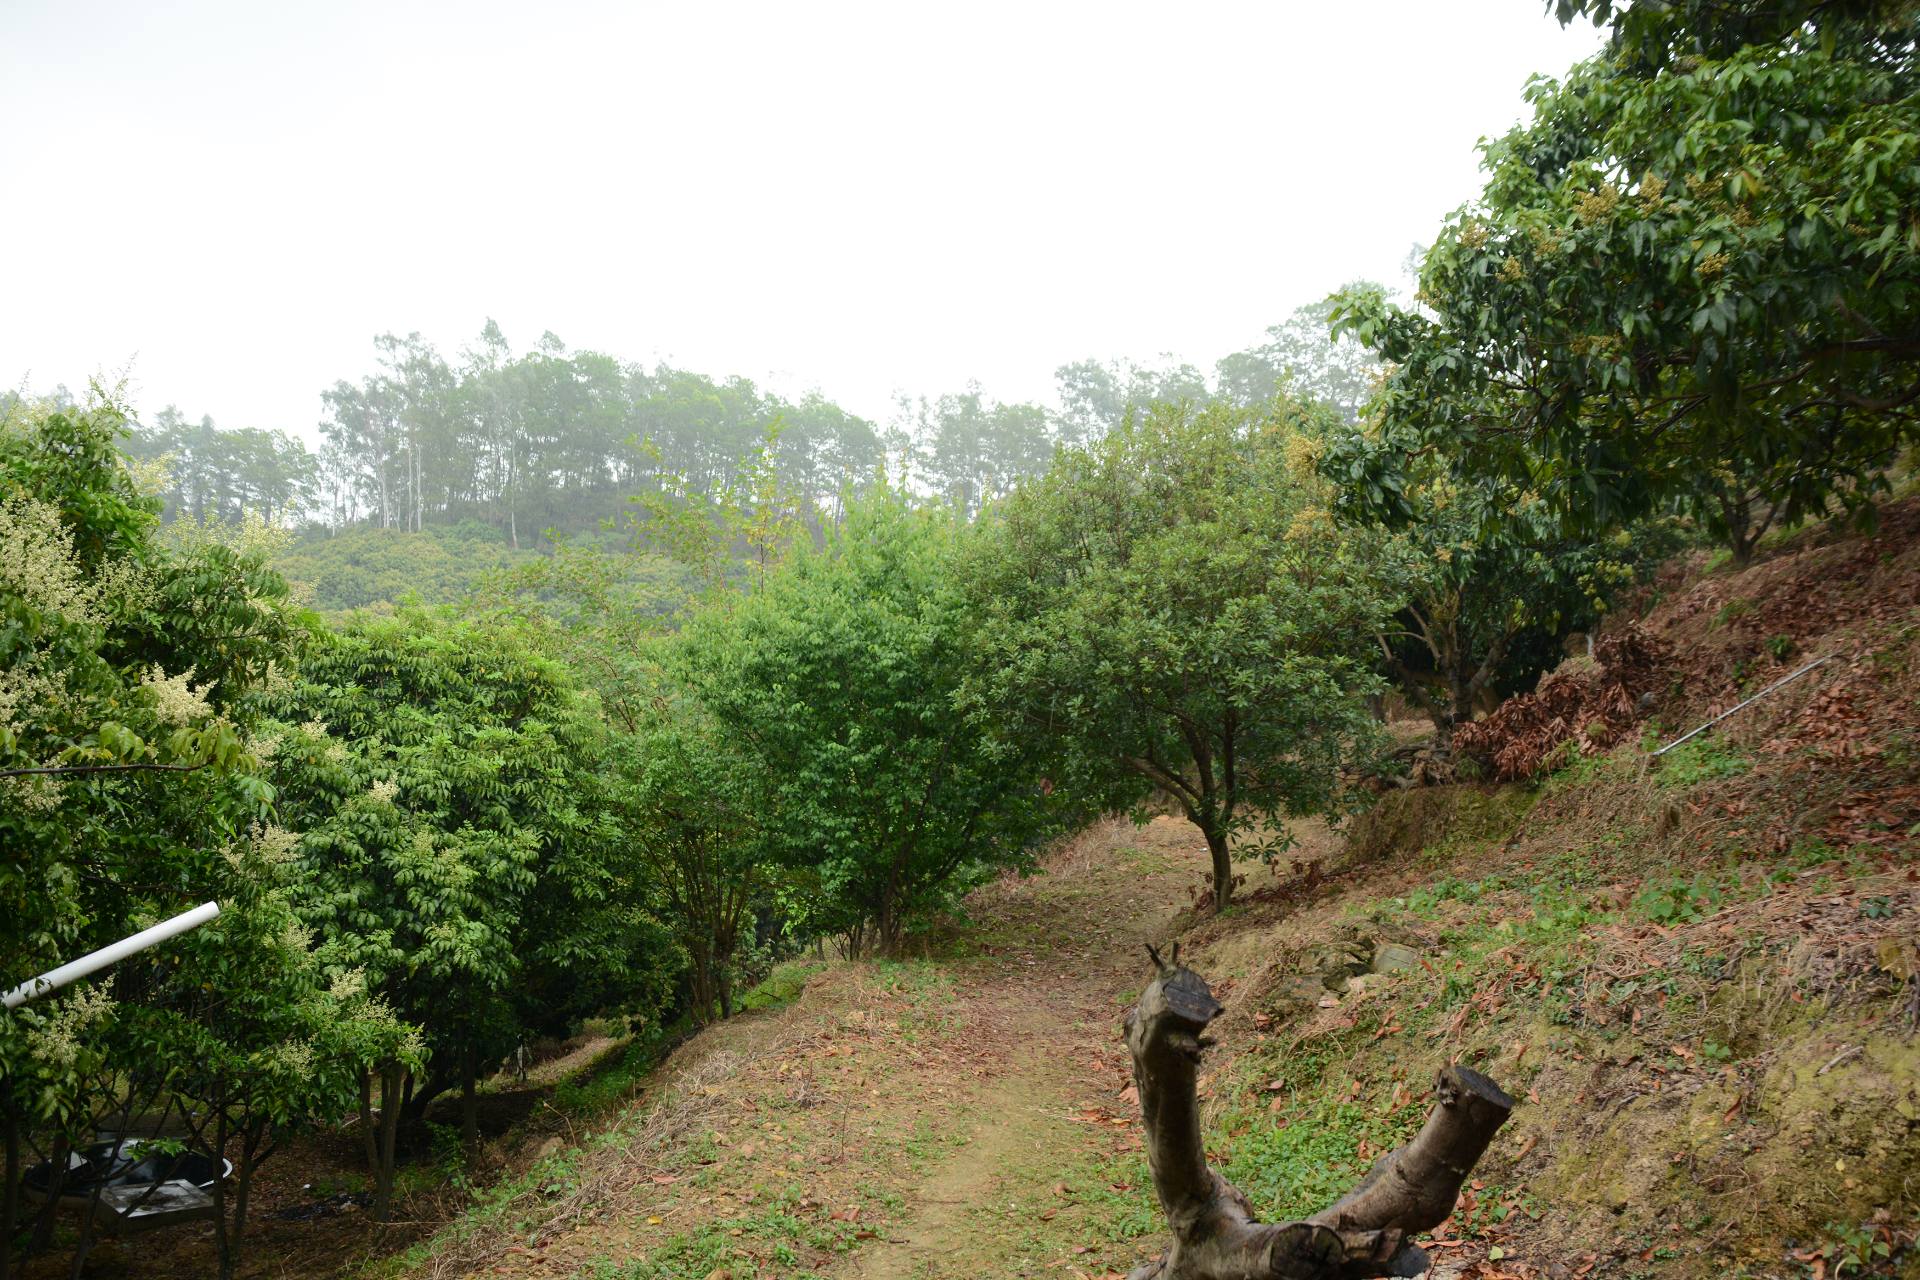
xmin=839 ymin=1021 xmax=1069 ymax=1279
xmin=387 ymin=815 xmax=1237 ymax=1280
xmin=837 ymin=817 xmax=1209 ymax=1279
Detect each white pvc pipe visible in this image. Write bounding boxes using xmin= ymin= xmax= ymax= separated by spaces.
xmin=3 ymin=902 xmax=221 ymax=1010
xmin=1652 ymin=654 xmax=1833 ymax=757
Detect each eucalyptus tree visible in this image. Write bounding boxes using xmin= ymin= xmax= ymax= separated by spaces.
xmin=899 ymin=386 xmax=1055 ymax=516
xmin=1214 ymin=291 xmax=1383 ymax=421
xmin=123 ymin=409 xmax=318 ymax=526
xmin=1052 ymin=355 xmax=1210 ymax=448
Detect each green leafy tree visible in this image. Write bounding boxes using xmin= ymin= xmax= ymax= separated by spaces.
xmin=679 ymin=485 xmax=1068 ymax=954
xmin=138 ymin=826 xmax=416 ymax=1280
xmin=1323 ymin=437 xmax=1668 ymax=744
xmin=0 ymin=392 xmax=400 ymax=1278
xmin=1334 ymin=2 xmax=1920 ymax=565
xmin=620 ymin=696 xmax=765 ymax=1022
xmin=266 ymin=611 xmax=665 ymax=1201
xmin=959 ymin=400 xmax=1406 ymax=911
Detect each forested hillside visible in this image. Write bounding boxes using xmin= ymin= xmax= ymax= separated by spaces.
xmin=84 ymin=299 xmax=1381 ymax=612
xmin=2 ymin=0 xmax=1915 ymax=1279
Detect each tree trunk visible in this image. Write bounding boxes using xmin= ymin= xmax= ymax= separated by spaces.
xmin=1728 ymin=533 xmax=1756 ymax=570
xmin=1721 ymin=492 xmax=1760 ymax=570
xmin=359 ymin=1069 xmax=377 ymax=1177
xmin=689 ymin=948 xmax=716 ymax=1025
xmin=461 ymin=1044 xmax=479 ymax=1155
xmin=372 ymin=1063 xmax=405 ymax=1221
xmin=28 ymin=1135 xmax=66 ymax=1253
xmin=229 ymin=1120 xmax=262 ymax=1275
xmin=1124 ymin=948 xmax=1512 ymax=1280
xmin=211 ymin=1096 xmax=233 ymax=1280
xmin=2 ymin=1094 xmax=17 ymax=1280
xmin=1203 ymin=827 xmax=1233 ymax=913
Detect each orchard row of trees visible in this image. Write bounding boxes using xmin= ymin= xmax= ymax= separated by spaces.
xmin=109 ymin=296 xmax=1381 ymax=544
xmin=2 ymin=3 xmax=1913 ymax=1277
xmin=0 ymin=381 xmax=1466 ymax=1280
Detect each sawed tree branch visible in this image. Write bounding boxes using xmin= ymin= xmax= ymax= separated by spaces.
xmin=1124 ymin=947 xmax=1513 ymax=1280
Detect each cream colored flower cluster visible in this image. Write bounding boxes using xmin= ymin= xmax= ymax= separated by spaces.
xmin=140 ymin=665 xmax=213 ymax=726
xmin=28 ymin=978 xmax=117 ymax=1069
xmin=0 ymin=496 xmax=110 ymax=627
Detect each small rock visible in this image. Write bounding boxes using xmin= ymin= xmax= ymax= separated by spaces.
xmin=1370 ymin=942 xmax=1419 ymax=973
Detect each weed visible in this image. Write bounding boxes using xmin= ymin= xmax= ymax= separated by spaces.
xmin=552 ymin=1032 xmax=672 ymax=1117
xmin=427 ymin=1121 xmax=472 ymax=1192
xmin=1712 ymin=598 xmax=1754 ymax=628
xmin=1813 ymin=1220 xmax=1895 ymax=1276
xmin=1656 ymin=734 xmax=1752 ymax=787
xmin=1634 ymin=873 xmax=1728 ymax=925
xmin=736 ymin=960 xmax=823 ymax=1014
xmin=1549 ymin=746 xmax=1630 ymax=786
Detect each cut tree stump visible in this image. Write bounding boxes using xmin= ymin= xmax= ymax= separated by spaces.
xmin=1124 ymin=945 xmax=1513 ymax=1280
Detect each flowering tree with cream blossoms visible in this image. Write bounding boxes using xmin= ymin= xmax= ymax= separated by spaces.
xmin=0 ymin=393 xmax=412 ymax=1280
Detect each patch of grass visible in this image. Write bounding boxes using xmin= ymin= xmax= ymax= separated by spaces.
xmin=1387 ymin=872 xmax=1510 ymax=917
xmin=552 ymin=1026 xmax=681 ymax=1117
xmin=1712 ymin=597 xmax=1755 ymax=628
xmin=1633 ymin=872 xmax=1729 ymax=925
xmin=584 ymin=1186 xmax=865 ymax=1279
xmin=737 ymin=960 xmax=823 ymax=1014
xmin=1546 ymin=745 xmax=1636 ymax=788
xmin=1655 ymin=734 xmax=1752 ymax=787
xmin=1204 ymin=1035 xmax=1429 ymax=1220
xmin=1120 ymin=843 xmax=1181 ymax=875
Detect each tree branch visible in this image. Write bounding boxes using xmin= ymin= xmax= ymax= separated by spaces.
xmin=0 ymin=761 xmax=208 ymax=780
xmin=1125 ymin=953 xmax=1512 ymax=1280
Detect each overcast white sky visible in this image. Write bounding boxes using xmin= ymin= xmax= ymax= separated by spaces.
xmin=1 ymin=2 xmax=1602 ymax=438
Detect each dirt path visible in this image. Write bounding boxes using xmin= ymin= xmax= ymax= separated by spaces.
xmin=391 ymin=816 xmax=1231 ymax=1280
xmin=836 ymin=816 xmax=1207 ymax=1279
xmin=839 ymin=1025 xmax=1069 ymax=1279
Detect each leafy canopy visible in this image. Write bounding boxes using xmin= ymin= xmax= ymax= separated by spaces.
xmin=958 ymin=399 xmax=1407 ymax=909
xmin=1334 ymin=2 xmax=1920 ymax=557
xmin=678 ymin=483 xmax=1069 ymax=953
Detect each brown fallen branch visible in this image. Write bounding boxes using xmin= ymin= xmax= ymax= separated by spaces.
xmin=1125 ymin=945 xmax=1513 ymax=1280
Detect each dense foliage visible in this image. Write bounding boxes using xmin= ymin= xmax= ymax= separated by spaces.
xmin=679 ymin=486 xmax=1074 ymax=952
xmin=1334 ymin=0 xmax=1919 ymax=565
xmin=959 ymin=400 xmax=1407 ymax=909
xmin=0 ymin=395 xmax=411 ymax=1278
xmin=263 ymin=612 xmax=668 ymax=1206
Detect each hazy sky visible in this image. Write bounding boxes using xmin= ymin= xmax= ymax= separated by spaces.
xmin=2 ymin=2 xmax=1602 ymax=437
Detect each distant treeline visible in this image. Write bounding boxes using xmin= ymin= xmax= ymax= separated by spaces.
xmin=110 ymin=298 xmax=1379 ymax=542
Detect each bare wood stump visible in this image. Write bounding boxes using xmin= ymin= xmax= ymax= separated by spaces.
xmin=1124 ymin=944 xmax=1513 ymax=1280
